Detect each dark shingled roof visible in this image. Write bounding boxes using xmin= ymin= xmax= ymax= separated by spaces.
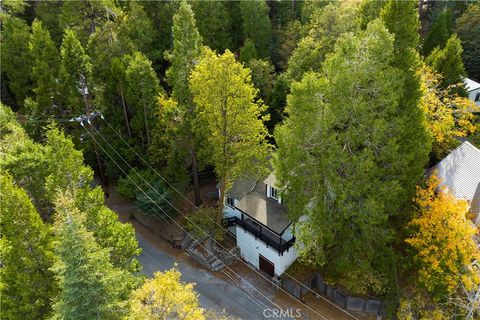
xmin=225 ymin=173 xmax=291 ymax=234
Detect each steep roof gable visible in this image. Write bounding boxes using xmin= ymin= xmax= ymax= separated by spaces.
xmin=431 ymin=141 xmax=480 ymax=203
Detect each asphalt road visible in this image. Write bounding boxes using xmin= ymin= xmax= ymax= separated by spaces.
xmin=137 ymin=233 xmax=286 ymax=319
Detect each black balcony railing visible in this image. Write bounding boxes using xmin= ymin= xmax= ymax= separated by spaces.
xmin=222 ymin=216 xmax=295 ymax=255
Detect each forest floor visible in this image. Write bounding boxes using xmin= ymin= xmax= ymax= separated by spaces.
xmin=105 ymin=185 xmax=371 ymax=320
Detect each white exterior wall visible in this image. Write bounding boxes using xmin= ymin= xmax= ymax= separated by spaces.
xmin=468 ymin=88 xmax=480 ymax=108
xmin=236 ymin=225 xmax=298 ymax=277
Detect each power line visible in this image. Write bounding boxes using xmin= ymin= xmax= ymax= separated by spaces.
xmin=98 ymin=116 xmax=359 ymax=320
xmin=81 ymin=123 xmax=294 ymax=320
xmin=86 ymin=121 xmax=330 ymax=320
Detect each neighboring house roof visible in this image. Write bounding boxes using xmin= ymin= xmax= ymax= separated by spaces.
xmin=225 ymin=173 xmax=291 ymax=235
xmin=465 ymin=78 xmax=480 ymax=92
xmin=431 ymin=141 xmax=480 ymax=216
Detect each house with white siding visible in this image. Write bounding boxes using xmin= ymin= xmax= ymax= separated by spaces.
xmin=465 ymin=77 xmax=480 ymax=109
xmin=430 ymin=141 xmax=480 ymax=225
xmin=221 ymin=173 xmax=298 ymax=277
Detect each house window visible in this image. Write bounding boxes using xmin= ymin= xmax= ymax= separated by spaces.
xmin=269 ymin=186 xmax=279 ymax=200
xmin=475 ymin=92 xmax=480 ymax=102
xmin=226 ymin=196 xmax=235 ymax=207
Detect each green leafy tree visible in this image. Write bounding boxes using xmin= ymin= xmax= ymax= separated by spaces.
xmin=275 ymin=20 xmax=408 ymax=295
xmin=0 ymin=103 xmax=49 ymax=216
xmin=246 ymin=59 xmax=277 ymax=132
xmin=380 ymin=0 xmax=430 ymax=213
xmin=51 ymin=194 xmax=133 ymax=320
xmin=43 ymin=126 xmax=141 ymax=272
xmin=29 ymin=19 xmax=60 ymax=118
xmin=125 ymin=52 xmax=163 ymax=149
xmin=33 ymin=0 xmax=64 ymax=44
xmin=118 ymin=1 xmax=158 ymax=64
xmin=58 ymin=29 xmax=93 ymax=115
xmin=239 ymin=38 xmax=258 ymax=64
xmin=273 ymin=20 xmax=302 ymax=70
xmin=358 ymin=0 xmax=386 ymax=29
xmin=286 ymin=2 xmax=360 ymax=84
xmin=191 ymin=1 xmax=232 ymax=53
xmin=0 ymin=109 xmax=141 ymax=273
xmin=0 ymin=174 xmax=56 ymax=320
xmin=426 ymin=35 xmax=467 ymax=95
xmin=1 ymin=15 xmax=33 ymax=107
xmin=135 ymin=180 xmax=174 ymax=219
xmin=140 ymin=1 xmax=179 ymax=69
xmin=422 ymin=9 xmax=451 ymax=56
xmin=162 ymin=0 xmax=203 ymax=204
xmin=59 ymin=0 xmax=121 ymax=45
xmin=239 ymin=0 xmax=272 ymax=59
xmin=190 ymin=48 xmax=271 ymax=225
xmin=455 ymin=3 xmax=480 ymax=81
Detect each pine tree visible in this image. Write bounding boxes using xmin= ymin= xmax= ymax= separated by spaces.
xmin=1 ymin=15 xmax=33 ymax=107
xmin=29 ymin=19 xmax=60 ymax=117
xmin=51 ymin=194 xmax=133 ymax=320
xmin=118 ymin=1 xmax=158 ymax=65
xmin=162 ymin=0 xmax=203 ymax=204
xmin=422 ymin=9 xmax=450 ymax=56
xmin=380 ymin=0 xmax=430 ymax=213
xmin=0 ymin=174 xmax=56 ymax=320
xmin=125 ymin=52 xmax=162 ymax=149
xmin=239 ymin=0 xmax=272 ymax=59
xmin=59 ymin=0 xmax=121 ymax=45
xmin=191 ymin=1 xmax=232 ymax=53
xmin=455 ymin=3 xmax=480 ymax=81
xmin=58 ymin=29 xmax=93 ymax=115
xmin=426 ymin=35 xmax=468 ymax=96
xmin=239 ymin=39 xmax=258 ymax=63
xmin=275 ymin=20 xmax=407 ymax=295
xmin=190 ymin=48 xmax=271 ymax=225
xmin=286 ymin=2 xmax=360 ymax=83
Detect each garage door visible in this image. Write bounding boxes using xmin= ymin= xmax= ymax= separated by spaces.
xmin=259 ymin=254 xmax=275 ymax=277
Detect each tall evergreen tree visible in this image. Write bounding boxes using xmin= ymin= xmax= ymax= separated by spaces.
xmin=162 ymin=0 xmax=203 ymax=204
xmin=58 ymin=29 xmax=93 ymax=115
xmin=190 ymin=49 xmax=271 ymax=225
xmin=59 ymin=0 xmax=121 ymax=45
xmin=1 ymin=15 xmax=33 ymax=107
xmin=125 ymin=52 xmax=162 ymax=150
xmin=422 ymin=9 xmax=450 ymax=56
xmin=239 ymin=38 xmax=258 ymax=64
xmin=275 ymin=20 xmax=409 ymax=295
xmin=0 ymin=109 xmax=141 ymax=273
xmin=239 ymin=0 xmax=272 ymax=59
xmin=118 ymin=1 xmax=158 ymax=65
xmin=51 ymin=194 xmax=133 ymax=320
xmin=0 ymin=174 xmax=56 ymax=320
xmin=426 ymin=35 xmax=467 ymax=95
xmin=191 ymin=1 xmax=232 ymax=53
xmin=455 ymin=3 xmax=480 ymax=81
xmin=29 ymin=19 xmax=60 ymax=117
xmin=380 ymin=0 xmax=430 ymax=213
xmin=286 ymin=2 xmax=360 ymax=84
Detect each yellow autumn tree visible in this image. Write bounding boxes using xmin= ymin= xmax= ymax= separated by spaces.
xmin=406 ymin=173 xmax=480 ymax=300
xmin=419 ymin=66 xmax=477 ymax=162
xmin=127 ymin=267 xmax=205 ymax=320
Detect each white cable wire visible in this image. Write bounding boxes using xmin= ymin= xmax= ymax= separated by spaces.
xmin=87 ymin=122 xmax=330 ymax=320
xmin=99 ymin=117 xmax=360 ymax=320
xmin=81 ymin=124 xmax=294 ymax=319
